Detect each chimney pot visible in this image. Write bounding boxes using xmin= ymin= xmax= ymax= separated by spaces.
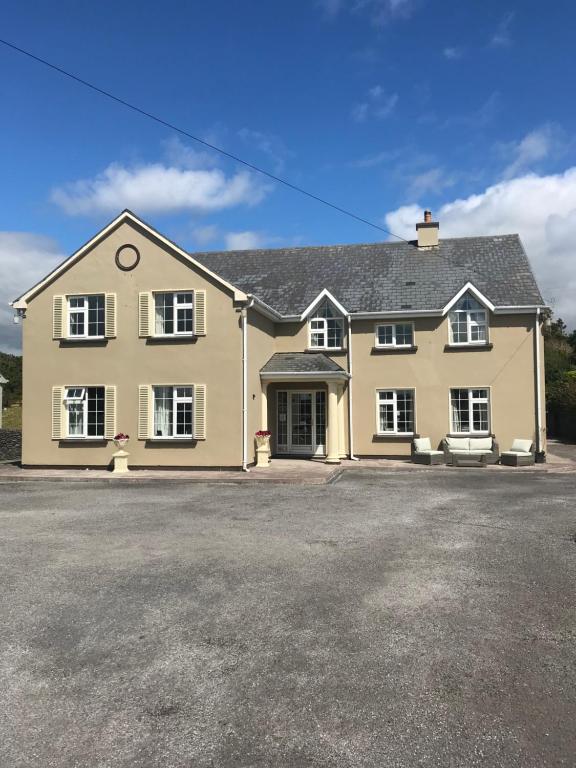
xmin=424 ymin=210 xmax=432 ymax=223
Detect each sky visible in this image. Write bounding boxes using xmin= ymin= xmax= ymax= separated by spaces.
xmin=1 ymin=0 xmax=576 ymax=354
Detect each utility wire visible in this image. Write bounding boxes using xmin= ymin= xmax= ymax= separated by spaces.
xmin=0 ymin=37 xmax=411 ymax=243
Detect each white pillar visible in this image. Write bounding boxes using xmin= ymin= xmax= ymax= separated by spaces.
xmin=326 ymin=381 xmax=341 ymax=464
xmin=338 ymin=385 xmax=346 ymax=458
xmin=261 ymin=382 xmax=268 ymax=430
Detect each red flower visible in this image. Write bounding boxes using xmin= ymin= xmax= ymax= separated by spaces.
xmin=114 ymin=433 xmax=130 ymax=440
xmin=255 ymin=430 xmax=271 ymax=437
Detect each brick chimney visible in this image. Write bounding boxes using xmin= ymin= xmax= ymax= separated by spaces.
xmin=416 ymin=210 xmax=439 ymax=247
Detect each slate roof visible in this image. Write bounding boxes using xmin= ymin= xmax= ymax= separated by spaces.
xmin=194 ymin=235 xmax=545 ymax=316
xmin=261 ymin=353 xmax=346 ymax=375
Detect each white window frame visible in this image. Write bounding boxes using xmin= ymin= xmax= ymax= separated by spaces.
xmin=449 ymin=387 xmax=491 ymax=435
xmin=448 ymin=296 xmax=488 ymax=346
xmin=154 ymin=291 xmax=194 ymax=337
xmin=308 ymin=303 xmax=344 ymax=350
xmin=375 ymin=322 xmax=415 ymax=348
xmin=67 ymin=295 xmax=105 ymax=339
xmin=375 ymin=388 xmax=416 ymax=436
xmin=64 ymin=386 xmax=104 ymax=439
xmin=153 ymin=385 xmax=194 ymax=439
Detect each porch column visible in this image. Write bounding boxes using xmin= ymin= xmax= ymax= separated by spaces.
xmin=337 ymin=385 xmax=346 ymax=458
xmin=326 ymin=381 xmax=341 ymax=464
xmin=261 ymin=381 xmax=268 ymax=430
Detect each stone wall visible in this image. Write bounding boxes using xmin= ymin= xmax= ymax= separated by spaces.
xmin=0 ymin=429 xmax=22 ymax=462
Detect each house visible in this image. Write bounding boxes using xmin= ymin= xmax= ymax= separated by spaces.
xmin=0 ymin=372 xmax=7 ymax=429
xmin=11 ymin=209 xmax=546 ymax=469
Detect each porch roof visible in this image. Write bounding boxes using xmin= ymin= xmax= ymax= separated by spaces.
xmin=260 ymin=353 xmax=348 ymax=380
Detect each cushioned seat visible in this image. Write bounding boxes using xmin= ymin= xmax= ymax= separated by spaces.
xmin=412 ymin=437 xmax=444 ymax=465
xmin=501 ymin=439 xmax=535 ymax=466
xmin=501 ymin=450 xmax=532 ymax=457
xmin=442 ymin=435 xmax=499 ymax=465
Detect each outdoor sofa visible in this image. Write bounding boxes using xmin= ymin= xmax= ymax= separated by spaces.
xmin=411 ymin=437 xmax=445 ymax=465
xmin=441 ymin=435 xmax=499 ymax=466
xmin=500 ymin=439 xmax=535 ymax=466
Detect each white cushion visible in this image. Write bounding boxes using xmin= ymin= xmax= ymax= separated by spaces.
xmin=469 ymin=437 xmax=493 ymax=450
xmin=417 ymin=450 xmax=444 ymax=455
xmin=446 ymin=437 xmax=469 ymax=451
xmin=469 ymin=450 xmax=494 ymax=455
xmin=414 ymin=437 xmax=431 ymax=452
xmin=510 ymin=438 xmax=532 ymax=453
xmin=502 ymin=450 xmax=532 ymax=457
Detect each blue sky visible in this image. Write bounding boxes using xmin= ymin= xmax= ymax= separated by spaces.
xmin=1 ymin=0 xmax=576 ymax=351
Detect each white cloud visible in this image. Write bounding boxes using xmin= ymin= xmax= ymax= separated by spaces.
xmin=408 ymin=167 xmax=456 ymax=198
xmin=352 ymin=86 xmax=398 ymax=123
xmin=0 ymin=233 xmax=64 ymax=354
xmin=443 ymin=47 xmax=462 ymax=60
xmin=384 ymin=169 xmax=576 ymax=325
xmin=51 ymin=163 xmax=270 ymax=216
xmin=491 ymin=11 xmax=514 ymax=47
xmin=190 ymin=224 xmax=220 ymax=246
xmin=224 ymin=231 xmax=268 ymax=251
xmin=162 ymin=136 xmax=220 ymax=170
xmin=501 ymin=125 xmax=556 ymax=179
xmin=319 ymin=0 xmax=418 ymax=25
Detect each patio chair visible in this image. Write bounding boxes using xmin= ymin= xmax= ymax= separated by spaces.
xmin=500 ymin=439 xmax=535 ymax=466
xmin=412 ymin=437 xmax=444 ymax=465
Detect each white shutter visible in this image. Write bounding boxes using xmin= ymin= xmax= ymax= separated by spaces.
xmin=53 ymin=296 xmax=65 ymax=339
xmin=138 ymin=385 xmax=152 ymax=440
xmin=105 ymin=293 xmax=117 ymax=338
xmin=51 ymin=386 xmax=65 ymax=440
xmin=104 ymin=386 xmax=117 ymax=440
xmin=194 ymin=290 xmax=206 ymax=336
xmin=138 ymin=292 xmax=152 ymax=337
xmin=193 ymin=384 xmax=206 ymax=440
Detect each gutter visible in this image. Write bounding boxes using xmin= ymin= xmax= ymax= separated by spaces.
xmin=347 ymin=315 xmax=359 ymax=461
xmin=241 ymin=297 xmax=255 ymax=471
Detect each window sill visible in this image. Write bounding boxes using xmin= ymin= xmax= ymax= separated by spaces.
xmin=60 ymin=338 xmax=108 ymax=347
xmin=444 ymin=343 xmax=493 ymax=352
xmin=447 ymin=432 xmax=492 ymax=438
xmin=147 ymin=335 xmax=198 ymax=344
xmin=147 ymin=438 xmax=196 ymax=442
xmin=59 ymin=438 xmax=107 ymax=445
xmin=372 ymin=345 xmax=418 ymax=354
xmin=305 ymin=348 xmax=346 ymax=354
xmin=373 ymin=433 xmax=415 ymax=440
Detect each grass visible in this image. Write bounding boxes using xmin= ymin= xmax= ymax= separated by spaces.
xmin=2 ymin=403 xmax=22 ymax=431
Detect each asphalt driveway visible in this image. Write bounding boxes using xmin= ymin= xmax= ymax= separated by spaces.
xmin=1 ymin=470 xmax=575 ymax=767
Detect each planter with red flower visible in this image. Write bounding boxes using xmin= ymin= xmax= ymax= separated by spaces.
xmin=113 ymin=432 xmax=130 ymax=451
xmin=255 ymin=430 xmax=271 ymax=467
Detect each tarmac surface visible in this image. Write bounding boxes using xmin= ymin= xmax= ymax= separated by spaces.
xmin=1 ymin=469 xmax=575 ymax=767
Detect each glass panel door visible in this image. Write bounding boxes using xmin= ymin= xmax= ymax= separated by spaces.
xmin=290 ymin=393 xmax=313 ymax=450
xmin=314 ymin=391 xmax=326 ymax=455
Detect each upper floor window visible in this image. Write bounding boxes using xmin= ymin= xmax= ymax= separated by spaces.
xmin=68 ymin=295 xmax=105 ymax=338
xmin=64 ymin=386 xmax=104 ymax=438
xmin=376 ymin=323 xmax=414 ymax=348
xmin=376 ymin=389 xmax=415 ymax=435
xmin=309 ymin=301 xmax=344 ymax=350
xmin=448 ymin=294 xmax=487 ymax=345
xmin=155 ymin=292 xmax=194 ymax=336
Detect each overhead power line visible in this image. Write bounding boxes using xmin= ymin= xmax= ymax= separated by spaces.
xmin=0 ymin=37 xmax=410 ymax=243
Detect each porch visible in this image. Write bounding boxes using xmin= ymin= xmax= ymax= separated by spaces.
xmin=259 ymin=353 xmax=350 ymax=464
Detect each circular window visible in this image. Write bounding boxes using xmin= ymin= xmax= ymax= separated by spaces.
xmin=115 ymin=244 xmax=140 ymax=271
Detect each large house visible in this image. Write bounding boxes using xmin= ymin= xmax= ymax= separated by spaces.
xmin=11 ymin=209 xmax=546 ymax=469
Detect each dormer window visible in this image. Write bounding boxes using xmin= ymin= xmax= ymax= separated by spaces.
xmin=309 ymin=300 xmax=344 ymax=350
xmin=448 ymin=293 xmax=488 ymax=345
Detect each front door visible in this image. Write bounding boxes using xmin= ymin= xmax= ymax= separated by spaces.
xmin=277 ymin=390 xmax=326 ymax=456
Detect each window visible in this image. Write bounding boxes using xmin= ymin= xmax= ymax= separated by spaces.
xmin=309 ymin=301 xmax=344 ymax=349
xmin=449 ymin=294 xmax=487 ymax=345
xmin=64 ymin=386 xmax=104 ymax=438
xmin=450 ymin=388 xmax=490 ymax=434
xmin=376 ymin=389 xmax=415 ymax=434
xmin=153 ymin=386 xmax=194 ymax=438
xmin=68 ymin=295 xmax=104 ymax=338
xmin=376 ymin=323 xmax=414 ymax=347
xmin=154 ymin=292 xmax=194 ymax=336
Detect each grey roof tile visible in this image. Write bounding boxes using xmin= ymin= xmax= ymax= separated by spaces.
xmin=261 ymin=353 xmax=345 ymax=374
xmin=194 ymin=235 xmax=545 ymax=315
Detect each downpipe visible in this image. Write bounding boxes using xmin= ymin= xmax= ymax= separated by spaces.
xmin=241 ymin=297 xmax=255 ymax=471
xmin=347 ymin=314 xmax=359 ymax=461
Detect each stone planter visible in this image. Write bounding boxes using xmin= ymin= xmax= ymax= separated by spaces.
xmin=114 ymin=438 xmax=129 ymax=450
xmin=255 ymin=434 xmax=271 ymax=468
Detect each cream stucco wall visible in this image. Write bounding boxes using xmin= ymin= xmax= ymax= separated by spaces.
xmin=22 ymin=220 xmax=244 ymax=467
